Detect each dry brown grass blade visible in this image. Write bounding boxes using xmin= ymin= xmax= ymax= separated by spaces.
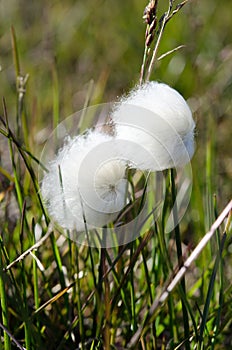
xmin=157 ymin=45 xmax=186 ymax=61
xmin=128 ymin=199 xmax=232 ymax=348
xmin=4 ymin=225 xmax=53 ymax=271
xmin=33 ymin=281 xmax=76 ymax=316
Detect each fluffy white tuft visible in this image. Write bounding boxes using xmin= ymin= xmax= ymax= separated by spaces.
xmin=111 ymin=81 xmax=195 ymax=170
xmin=41 ymin=130 xmax=128 ymax=232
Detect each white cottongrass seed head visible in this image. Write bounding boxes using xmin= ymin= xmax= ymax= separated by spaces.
xmin=41 ymin=130 xmax=128 ymax=232
xmin=111 ymin=81 xmax=195 ymax=171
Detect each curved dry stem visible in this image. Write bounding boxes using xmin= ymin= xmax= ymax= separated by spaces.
xmin=128 ymin=199 xmax=232 ymax=348
xmin=144 ymin=0 xmax=191 ymax=81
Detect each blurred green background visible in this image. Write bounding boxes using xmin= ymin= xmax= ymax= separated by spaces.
xmin=0 ymin=0 xmax=231 ymax=206
xmin=0 ymin=2 xmax=231 ymax=348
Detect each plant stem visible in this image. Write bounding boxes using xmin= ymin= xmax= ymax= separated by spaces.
xmin=0 ymin=250 xmax=11 ymax=350
xmin=102 ymin=248 xmax=111 ymax=350
xmin=170 ymin=169 xmax=190 ymax=350
xmin=146 ymin=2 xmax=172 ymax=81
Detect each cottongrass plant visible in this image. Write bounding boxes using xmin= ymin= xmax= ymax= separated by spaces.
xmin=0 ymin=1 xmax=231 ymax=350
xmin=41 ymin=81 xmax=195 ymax=238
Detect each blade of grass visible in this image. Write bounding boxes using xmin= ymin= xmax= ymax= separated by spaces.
xmin=128 ymin=200 xmax=232 ymax=348
xmin=75 ymin=245 xmax=85 ymax=348
xmin=0 ymin=166 xmax=14 ymax=183
xmin=4 ymin=226 xmax=52 ymax=271
xmin=0 ymin=248 xmax=11 ymax=350
xmin=129 ymin=242 xmax=137 ymax=333
xmin=31 ymin=218 xmax=41 ymax=344
xmin=140 ymin=236 xmax=153 ymax=305
xmin=52 ymin=59 xmax=60 ymax=131
xmin=49 ymin=232 xmax=67 ymax=291
xmin=158 ymin=174 xmax=178 ymax=343
xmin=170 ymin=168 xmax=190 ymax=350
xmin=2 ymin=99 xmax=23 ymax=212
xmin=209 ymin=199 xmax=225 ymax=349
xmin=57 ymin=241 xmax=136 ymax=347
xmin=0 ymin=234 xmax=28 ymax=331
xmin=1 ymin=100 xmax=49 ymax=223
xmin=19 ymin=201 xmax=32 ymax=349
xmin=104 ymin=247 xmax=132 ymax=342
xmin=11 ymin=26 xmax=29 ymax=145
xmin=10 ymin=26 xmax=20 ymax=76
xmin=198 ymin=233 xmax=227 ymax=345
xmin=33 ymin=281 xmax=76 ymax=317
xmin=77 ymin=79 xmax=94 ymax=133
xmin=110 ymin=230 xmax=153 ymax=311
xmin=0 ymin=322 xmax=26 ymax=350
xmin=0 ymin=115 xmax=48 ymax=172
xmin=102 ymin=248 xmax=111 ymax=350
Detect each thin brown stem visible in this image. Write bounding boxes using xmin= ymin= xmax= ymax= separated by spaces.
xmin=128 ymin=200 xmax=232 ymax=348
xmin=146 ymin=3 xmax=172 ymax=81
xmin=145 ymin=0 xmax=190 ymax=81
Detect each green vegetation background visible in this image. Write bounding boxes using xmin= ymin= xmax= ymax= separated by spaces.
xmin=0 ymin=0 xmax=231 ymax=349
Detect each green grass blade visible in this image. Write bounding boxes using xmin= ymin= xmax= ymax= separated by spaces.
xmin=170 ymin=168 xmax=190 ymax=350
xmin=199 ymin=233 xmax=227 ymax=345
xmin=0 ymin=250 xmax=11 ymax=350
